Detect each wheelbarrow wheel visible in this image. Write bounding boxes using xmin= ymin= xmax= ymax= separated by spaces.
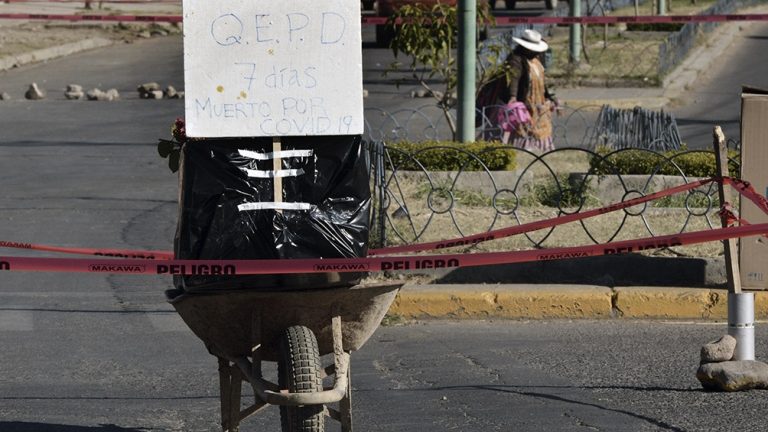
xmin=279 ymin=325 xmax=325 ymax=432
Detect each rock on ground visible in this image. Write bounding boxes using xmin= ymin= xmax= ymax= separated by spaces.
xmin=65 ymin=84 xmax=84 ymax=100
xmin=697 ymin=360 xmax=768 ymax=392
xmin=86 ymin=88 xmax=120 ymax=101
xmin=138 ymin=82 xmax=163 ymax=99
xmin=162 ymin=86 xmax=184 ymax=99
xmin=164 ymin=85 xmax=179 ymax=99
xmin=700 ymin=334 xmax=737 ymax=364
xmin=24 ymin=83 xmax=45 ymax=100
xmin=105 ymin=88 xmax=120 ymax=101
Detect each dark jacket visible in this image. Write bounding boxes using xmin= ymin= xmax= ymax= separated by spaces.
xmin=502 ymin=48 xmax=553 ymax=104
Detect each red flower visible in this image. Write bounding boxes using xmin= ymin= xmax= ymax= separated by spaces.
xmin=172 ymin=117 xmax=187 ymax=144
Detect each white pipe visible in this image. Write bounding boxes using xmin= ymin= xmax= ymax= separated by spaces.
xmin=727 ymin=292 xmax=755 ymax=361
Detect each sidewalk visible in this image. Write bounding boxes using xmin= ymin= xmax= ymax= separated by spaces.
xmin=558 ymin=6 xmax=766 ymax=109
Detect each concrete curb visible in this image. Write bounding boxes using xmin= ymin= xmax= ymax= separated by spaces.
xmin=0 ymin=37 xmax=114 ymax=72
xmin=389 ymin=284 xmax=614 ymax=319
xmin=388 ymin=284 xmax=768 ymax=320
xmin=561 ymin=97 xmax=669 ymax=110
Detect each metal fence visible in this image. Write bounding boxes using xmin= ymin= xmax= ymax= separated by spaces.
xmin=590 ymin=105 xmax=682 ymax=151
xmin=365 ymin=104 xmax=686 ymax=150
xmin=367 ymin=143 xmax=740 ymax=258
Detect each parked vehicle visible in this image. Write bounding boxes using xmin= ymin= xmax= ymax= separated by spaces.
xmin=490 ymin=0 xmax=561 ymax=10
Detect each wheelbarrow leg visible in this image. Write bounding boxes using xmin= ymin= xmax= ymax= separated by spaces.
xmin=218 ymin=358 xmax=231 ymax=431
xmin=218 ymin=357 xmax=243 ymax=432
xmin=340 ymin=360 xmax=353 ymax=432
xmin=332 ymin=312 xmax=353 ymax=432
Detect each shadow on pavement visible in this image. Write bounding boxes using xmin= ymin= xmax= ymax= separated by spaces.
xmin=0 ymin=423 xmax=145 ymax=432
xmin=435 ymin=255 xmax=723 ymax=288
xmin=436 ymin=385 xmax=689 ymax=431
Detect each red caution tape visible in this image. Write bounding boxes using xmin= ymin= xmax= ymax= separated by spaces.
xmin=2 ymin=13 xmax=768 ymax=25
xmin=362 ymin=14 xmax=768 ymax=25
xmin=0 ymin=13 xmax=182 ymax=22
xmin=4 ymin=0 xmax=178 ymax=3
xmin=2 ymin=176 xmax=767 ymax=275
xmin=3 ymin=175 xmax=767 ymax=259
xmin=369 ymin=177 xmax=715 ymax=255
xmin=0 ymin=241 xmax=173 ymax=260
xmin=0 ymin=177 xmax=716 ymax=259
xmin=489 ymin=13 xmax=768 ymax=26
xmin=723 ymin=177 xmax=768 ymax=216
xmin=1 ymin=223 xmax=768 ymax=275
xmin=718 ymin=203 xmax=742 ymax=227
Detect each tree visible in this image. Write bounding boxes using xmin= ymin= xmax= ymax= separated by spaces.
xmin=385 ymin=2 xmax=500 ymax=140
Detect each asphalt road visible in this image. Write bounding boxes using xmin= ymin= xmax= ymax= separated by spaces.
xmin=1 ymin=20 xmax=768 ymax=432
xmin=673 ymin=21 xmax=768 ymax=148
xmin=1 ymin=306 xmax=768 ymax=432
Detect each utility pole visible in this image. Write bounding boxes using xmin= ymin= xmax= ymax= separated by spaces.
xmin=569 ymin=0 xmax=581 ymax=64
xmin=657 ymin=0 xmax=666 ymax=15
xmin=457 ymin=0 xmax=477 ymax=143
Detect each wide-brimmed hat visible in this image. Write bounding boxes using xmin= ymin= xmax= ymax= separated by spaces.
xmin=512 ymin=29 xmax=549 ymax=53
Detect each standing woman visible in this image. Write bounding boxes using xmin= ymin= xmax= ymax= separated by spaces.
xmin=498 ymin=29 xmax=557 ymax=151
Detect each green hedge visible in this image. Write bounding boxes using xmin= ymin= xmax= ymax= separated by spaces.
xmin=625 ymin=23 xmax=684 ymax=32
xmin=589 ymin=148 xmax=739 ymax=177
xmin=385 ymin=141 xmax=517 ymax=171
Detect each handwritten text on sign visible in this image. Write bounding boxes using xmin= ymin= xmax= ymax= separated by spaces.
xmin=183 ymin=0 xmax=363 ymax=137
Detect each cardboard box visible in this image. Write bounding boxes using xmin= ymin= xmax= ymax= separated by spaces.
xmin=739 ymin=87 xmax=768 ymax=289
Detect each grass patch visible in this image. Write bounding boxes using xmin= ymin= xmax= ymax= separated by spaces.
xmin=546 ymin=0 xmax=720 ymax=86
xmin=608 ymin=0 xmax=719 ymax=17
xmin=380 ymin=314 xmax=409 ymax=326
xmin=547 ymin=29 xmax=665 ymax=85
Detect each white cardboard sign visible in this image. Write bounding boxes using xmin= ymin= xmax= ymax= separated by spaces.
xmin=182 ymin=0 xmax=363 ymax=137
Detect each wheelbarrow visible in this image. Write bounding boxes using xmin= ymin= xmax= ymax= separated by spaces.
xmin=168 ymin=281 xmax=403 ymax=432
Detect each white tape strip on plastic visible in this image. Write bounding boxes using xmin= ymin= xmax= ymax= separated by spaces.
xmin=242 ymin=168 xmax=305 ymax=178
xmin=237 ymin=202 xmax=312 ymax=211
xmin=238 ymin=149 xmax=314 ymax=160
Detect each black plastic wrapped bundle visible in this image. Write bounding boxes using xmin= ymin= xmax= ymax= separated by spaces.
xmin=173 ymin=135 xmax=370 ymax=293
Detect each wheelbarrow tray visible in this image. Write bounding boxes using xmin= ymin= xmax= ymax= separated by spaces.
xmin=170 ymin=282 xmax=402 ymax=362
